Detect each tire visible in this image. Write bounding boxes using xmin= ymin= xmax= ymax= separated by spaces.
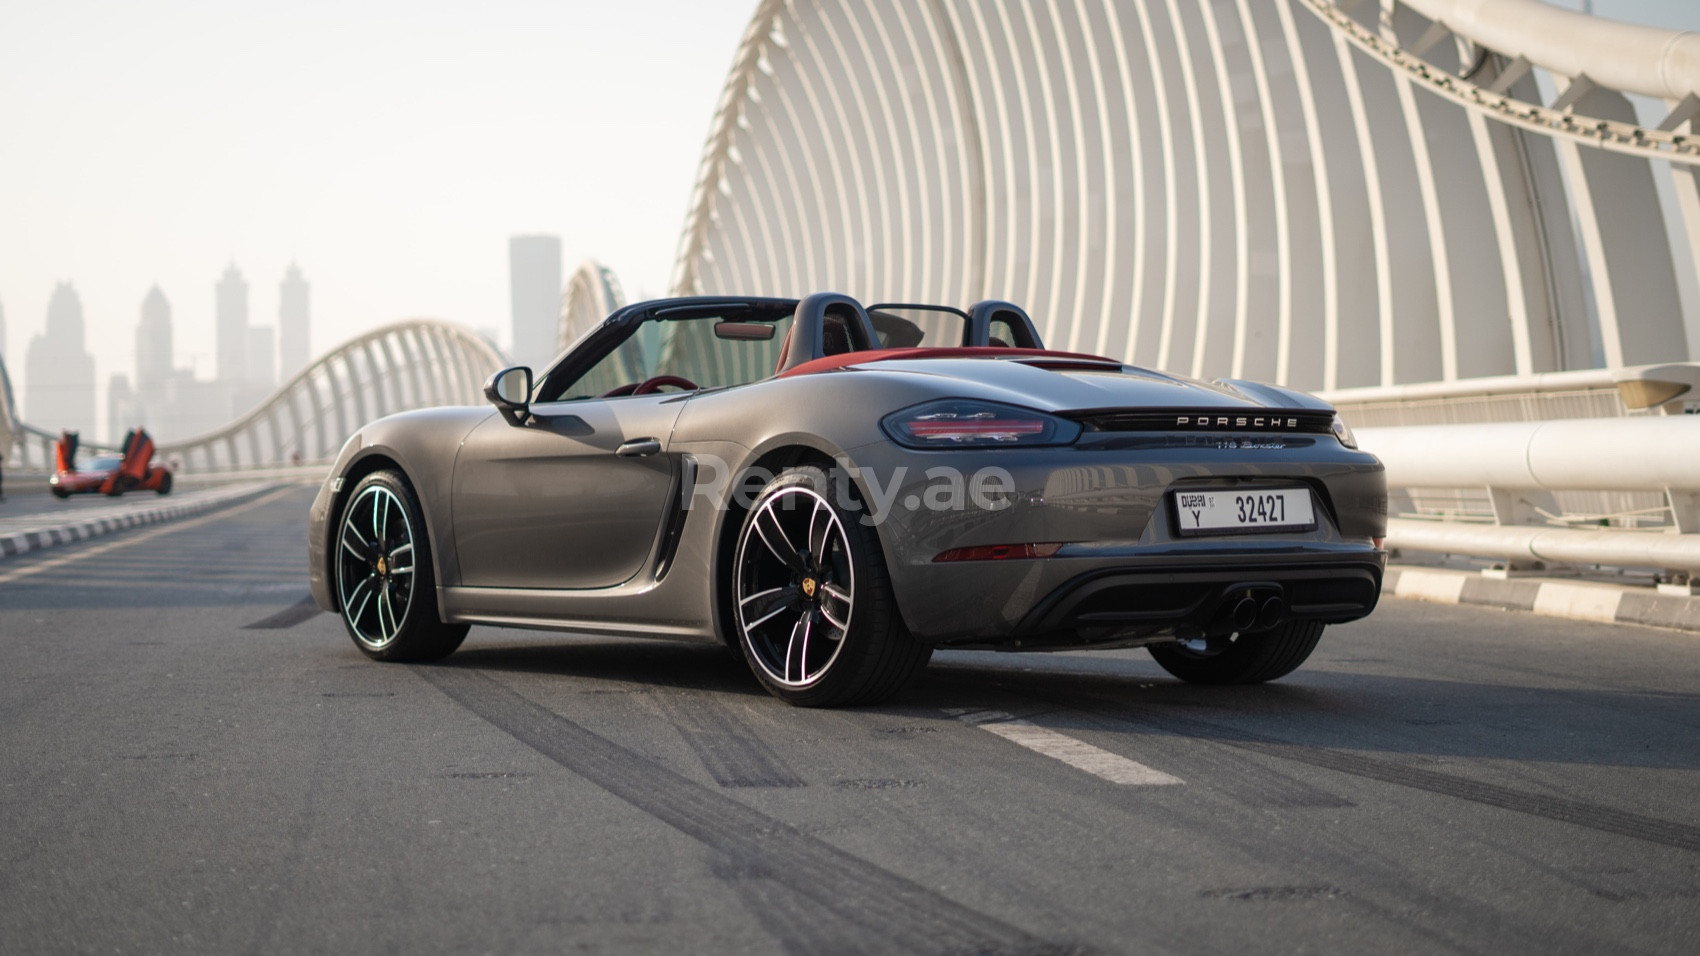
xmin=156 ymin=472 xmax=173 ymax=495
xmin=51 ymin=486 xmax=70 ymax=499
xmin=731 ymin=465 xmax=930 ymax=706
xmin=1147 ymin=620 xmax=1326 ymax=685
xmin=333 ymin=470 xmax=468 ymax=663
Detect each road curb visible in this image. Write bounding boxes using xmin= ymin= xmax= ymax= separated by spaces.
xmin=1384 ymin=566 xmax=1700 ymax=633
xmin=0 ymin=483 xmax=282 ymax=560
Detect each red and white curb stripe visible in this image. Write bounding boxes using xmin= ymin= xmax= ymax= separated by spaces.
xmin=0 ymin=483 xmax=280 ymax=559
xmin=1384 ymin=566 xmax=1700 ymax=633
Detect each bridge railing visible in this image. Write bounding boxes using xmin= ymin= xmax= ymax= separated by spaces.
xmin=1331 ymin=361 xmax=1700 ymax=584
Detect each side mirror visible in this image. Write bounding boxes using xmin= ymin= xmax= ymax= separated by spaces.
xmin=484 ymin=366 xmax=533 ymax=426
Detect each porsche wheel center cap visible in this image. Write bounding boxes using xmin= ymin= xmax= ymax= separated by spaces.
xmin=376 ymin=556 xmax=388 ymax=576
xmin=801 ymin=577 xmax=818 ymax=599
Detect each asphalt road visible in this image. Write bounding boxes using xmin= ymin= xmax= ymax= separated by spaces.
xmin=0 ymin=480 xmax=109 ymax=519
xmin=2 ymin=486 xmax=1696 ymax=955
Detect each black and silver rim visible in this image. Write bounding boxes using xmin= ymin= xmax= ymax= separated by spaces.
xmin=336 ymin=485 xmax=417 ymax=650
xmin=734 ymin=487 xmax=855 ymax=687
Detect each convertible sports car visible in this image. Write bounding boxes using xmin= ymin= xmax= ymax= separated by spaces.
xmin=307 ymin=293 xmax=1386 ymax=706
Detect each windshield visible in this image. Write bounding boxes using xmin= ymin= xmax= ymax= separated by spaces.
xmin=88 ymin=455 xmax=122 ymax=471
xmin=537 ymin=302 xmax=797 ymax=403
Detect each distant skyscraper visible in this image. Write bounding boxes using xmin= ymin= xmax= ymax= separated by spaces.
xmin=216 ymin=264 xmax=249 ymax=383
xmin=137 ymin=285 xmax=173 ymax=393
xmin=107 ymin=373 xmax=143 ymax=442
xmin=24 ymin=282 xmax=97 ymax=436
xmin=279 ymin=263 xmax=310 ymax=378
xmin=509 ymin=235 xmax=562 ymax=368
xmin=247 ymin=326 xmax=276 ymax=389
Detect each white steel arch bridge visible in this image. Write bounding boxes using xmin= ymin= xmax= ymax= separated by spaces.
xmin=0 ymin=320 xmax=503 ymax=474
xmin=653 ymin=0 xmax=1699 ymax=391
xmin=567 ymin=0 xmax=1700 ymax=578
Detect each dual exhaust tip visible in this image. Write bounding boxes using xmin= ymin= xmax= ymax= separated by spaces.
xmin=1226 ymin=589 xmax=1286 ymax=633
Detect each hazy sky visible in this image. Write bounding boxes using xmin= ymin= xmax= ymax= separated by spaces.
xmin=0 ymin=0 xmax=1695 ymax=409
xmin=0 ymin=0 xmax=754 ymax=382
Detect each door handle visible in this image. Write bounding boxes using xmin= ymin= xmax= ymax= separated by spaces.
xmin=615 ymin=438 xmax=663 ymax=458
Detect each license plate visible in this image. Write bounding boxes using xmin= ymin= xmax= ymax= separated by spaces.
xmin=1172 ymin=488 xmax=1316 ymax=535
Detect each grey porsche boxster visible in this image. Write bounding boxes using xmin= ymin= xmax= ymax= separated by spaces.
xmin=307 ymin=292 xmax=1387 ymax=706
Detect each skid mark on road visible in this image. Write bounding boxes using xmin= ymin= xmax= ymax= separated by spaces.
xmin=244 ymin=594 xmax=325 ymax=630
xmin=650 ymin=691 xmax=806 ymax=789
xmin=1055 ymin=695 xmax=1700 ymax=854
xmin=947 ymin=709 xmax=1184 ymax=786
xmin=420 ymin=667 xmax=1065 ymax=955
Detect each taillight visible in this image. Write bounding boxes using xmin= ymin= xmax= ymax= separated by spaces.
xmin=1331 ymin=413 xmax=1359 ymax=449
xmin=882 ymin=400 xmax=1082 ymax=448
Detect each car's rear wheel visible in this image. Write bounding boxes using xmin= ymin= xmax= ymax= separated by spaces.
xmin=733 ymin=465 xmax=928 ymax=706
xmin=334 ymin=470 xmax=468 ymax=662
xmin=155 ymin=472 xmax=173 ymax=495
xmin=1147 ymin=620 xmax=1325 ymax=684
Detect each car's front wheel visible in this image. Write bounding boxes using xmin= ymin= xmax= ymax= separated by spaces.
xmin=732 ymin=465 xmax=929 ymax=706
xmin=334 ymin=470 xmax=468 ymax=662
xmin=1147 ymin=619 xmax=1325 ymax=684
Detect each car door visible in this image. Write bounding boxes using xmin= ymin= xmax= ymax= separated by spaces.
xmin=451 ymin=393 xmax=687 ymax=590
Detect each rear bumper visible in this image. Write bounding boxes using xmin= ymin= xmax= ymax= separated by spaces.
xmin=1009 ymin=557 xmax=1383 ymax=647
xmin=891 ymin=546 xmax=1384 ymax=647
xmin=846 ymin=436 xmax=1387 ymax=647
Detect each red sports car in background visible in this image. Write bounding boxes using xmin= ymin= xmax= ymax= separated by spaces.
xmin=50 ymin=428 xmax=173 ymax=498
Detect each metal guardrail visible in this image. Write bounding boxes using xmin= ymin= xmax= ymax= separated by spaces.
xmin=1331 ymin=362 xmax=1700 ymax=583
xmin=1357 ymin=413 xmax=1700 ymax=582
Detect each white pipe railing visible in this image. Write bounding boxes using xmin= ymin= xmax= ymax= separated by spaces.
xmin=1321 ymin=362 xmax=1700 ymax=410
xmin=1359 ymin=414 xmax=1700 ymax=574
xmin=1386 ymin=519 xmax=1700 ymax=575
xmin=1358 ymin=417 xmax=1700 ymax=492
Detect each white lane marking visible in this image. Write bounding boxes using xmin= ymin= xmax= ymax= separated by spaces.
xmin=946 ymin=709 xmax=1183 ymax=786
xmin=0 ymin=487 xmax=296 ymax=585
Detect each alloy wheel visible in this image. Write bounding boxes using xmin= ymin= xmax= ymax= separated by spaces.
xmin=735 ymin=486 xmax=856 ymax=687
xmin=336 ymin=484 xmax=417 ymax=650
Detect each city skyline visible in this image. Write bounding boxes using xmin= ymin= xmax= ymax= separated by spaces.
xmin=20 ymin=263 xmax=312 ymax=442
xmin=23 ymin=284 xmax=96 ymax=439
xmin=0 ymin=0 xmax=1693 ymax=439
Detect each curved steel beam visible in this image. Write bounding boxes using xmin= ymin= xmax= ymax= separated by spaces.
xmin=558 ymin=259 xmax=628 ymax=354
xmin=0 ymin=320 xmax=507 ymax=471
